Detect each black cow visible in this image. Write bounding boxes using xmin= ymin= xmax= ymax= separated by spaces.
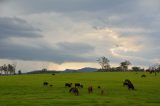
xmin=43 ymin=82 xmax=48 ymax=86
xmin=141 ymin=74 xmax=146 ymax=78
xmin=127 ymin=81 xmax=135 ymax=90
xmin=98 ymin=86 xmax=101 ymax=89
xmin=123 ymin=79 xmax=135 ymax=90
xmin=65 ymin=83 xmax=72 ymax=87
xmin=75 ymin=83 xmax=83 ymax=88
xmin=123 ymin=79 xmax=130 ymax=86
xmin=80 ymin=85 xmax=83 ymax=88
xmin=69 ymin=87 xmax=79 ymax=96
xmin=75 ymin=83 xmax=81 ymax=87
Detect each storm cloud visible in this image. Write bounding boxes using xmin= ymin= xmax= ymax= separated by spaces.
xmin=0 ymin=40 xmax=95 ymax=63
xmin=0 ymin=17 xmax=41 ymax=39
xmin=0 ymin=0 xmax=160 ymax=71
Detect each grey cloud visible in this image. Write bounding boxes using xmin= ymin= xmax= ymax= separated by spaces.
xmin=9 ymin=0 xmax=135 ymax=14
xmin=0 ymin=0 xmax=7 ymax=3
xmin=0 ymin=17 xmax=42 ymax=39
xmin=0 ymin=41 xmax=95 ymax=63
xmin=0 ymin=0 xmax=160 ymax=67
xmin=57 ymin=42 xmax=95 ymax=54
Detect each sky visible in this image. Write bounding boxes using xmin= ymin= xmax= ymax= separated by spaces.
xmin=0 ymin=0 xmax=160 ymax=72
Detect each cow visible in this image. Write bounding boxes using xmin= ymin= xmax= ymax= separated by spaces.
xmin=127 ymin=81 xmax=135 ymax=90
xmin=141 ymin=74 xmax=146 ymax=78
xmin=101 ymin=90 xmax=104 ymax=95
xmin=50 ymin=84 xmax=53 ymax=87
xmin=69 ymin=87 xmax=79 ymax=96
xmin=75 ymin=83 xmax=81 ymax=87
xmin=123 ymin=79 xmax=130 ymax=86
xmin=74 ymin=83 xmax=83 ymax=88
xmin=123 ymin=79 xmax=135 ymax=90
xmin=80 ymin=85 xmax=83 ymax=88
xmin=88 ymin=86 xmax=93 ymax=93
xmin=98 ymin=86 xmax=101 ymax=89
xmin=123 ymin=79 xmax=129 ymax=85
xmin=65 ymin=83 xmax=72 ymax=87
xmin=43 ymin=82 xmax=48 ymax=86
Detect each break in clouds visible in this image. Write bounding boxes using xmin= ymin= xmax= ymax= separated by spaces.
xmin=0 ymin=0 xmax=160 ymax=71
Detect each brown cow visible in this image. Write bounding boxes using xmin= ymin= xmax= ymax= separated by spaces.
xmin=88 ymin=86 xmax=93 ymax=93
xmin=101 ymin=90 xmax=104 ymax=95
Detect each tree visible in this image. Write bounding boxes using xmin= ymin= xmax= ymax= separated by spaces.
xmin=149 ymin=64 xmax=159 ymax=76
xmin=42 ymin=68 xmax=47 ymax=72
xmin=132 ymin=66 xmax=141 ymax=72
xmin=18 ymin=70 xmax=22 ymax=75
xmin=120 ymin=60 xmax=131 ymax=71
xmin=97 ymin=56 xmax=110 ymax=71
xmin=157 ymin=65 xmax=160 ymax=72
xmin=2 ymin=64 xmax=8 ymax=75
xmin=7 ymin=64 xmax=16 ymax=75
xmin=0 ymin=66 xmax=3 ymax=75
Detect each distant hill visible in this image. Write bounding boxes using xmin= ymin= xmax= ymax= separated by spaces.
xmin=27 ymin=70 xmax=61 ymax=74
xmin=27 ymin=67 xmax=98 ymax=74
xmin=78 ymin=67 xmax=98 ymax=72
xmin=64 ymin=67 xmax=97 ymax=72
xmin=64 ymin=69 xmax=78 ymax=72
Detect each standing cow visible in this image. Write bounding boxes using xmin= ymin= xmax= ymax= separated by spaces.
xmin=88 ymin=86 xmax=93 ymax=93
xmin=43 ymin=82 xmax=48 ymax=86
xmin=65 ymin=83 xmax=72 ymax=87
xmin=69 ymin=87 xmax=79 ymax=96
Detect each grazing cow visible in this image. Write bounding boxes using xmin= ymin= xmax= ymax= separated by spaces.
xmin=50 ymin=85 xmax=53 ymax=87
xmin=101 ymin=90 xmax=104 ymax=95
xmin=123 ymin=79 xmax=135 ymax=90
xmin=43 ymin=82 xmax=48 ymax=86
xmin=98 ymin=86 xmax=101 ymax=89
xmin=88 ymin=86 xmax=93 ymax=93
xmin=65 ymin=83 xmax=72 ymax=87
xmin=80 ymin=85 xmax=83 ymax=88
xmin=52 ymin=73 xmax=55 ymax=75
xmin=123 ymin=79 xmax=130 ymax=86
xmin=69 ymin=87 xmax=79 ymax=96
xmin=141 ymin=74 xmax=146 ymax=78
xmin=75 ymin=83 xmax=81 ymax=87
xmin=123 ymin=82 xmax=128 ymax=86
xmin=127 ymin=81 xmax=135 ymax=90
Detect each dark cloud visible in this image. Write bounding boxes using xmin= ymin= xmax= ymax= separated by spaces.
xmin=0 ymin=0 xmax=6 ymax=3
xmin=9 ymin=0 xmax=135 ymax=14
xmin=0 ymin=17 xmax=42 ymax=39
xmin=0 ymin=41 xmax=95 ymax=63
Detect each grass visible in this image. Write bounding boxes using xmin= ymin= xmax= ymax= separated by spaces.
xmin=0 ymin=72 xmax=160 ymax=106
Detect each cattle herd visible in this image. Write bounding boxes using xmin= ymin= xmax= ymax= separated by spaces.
xmin=43 ymin=79 xmax=135 ymax=96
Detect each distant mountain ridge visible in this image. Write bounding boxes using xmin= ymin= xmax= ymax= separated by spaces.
xmin=27 ymin=67 xmax=98 ymax=74
xmin=64 ymin=67 xmax=98 ymax=72
xmin=27 ymin=70 xmax=61 ymax=74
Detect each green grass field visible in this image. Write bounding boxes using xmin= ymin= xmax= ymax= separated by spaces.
xmin=0 ymin=72 xmax=160 ymax=106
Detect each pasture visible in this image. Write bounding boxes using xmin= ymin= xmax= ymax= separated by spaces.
xmin=0 ymin=72 xmax=160 ymax=106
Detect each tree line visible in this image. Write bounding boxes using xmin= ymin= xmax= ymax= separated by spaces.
xmin=0 ymin=64 xmax=16 ymax=75
xmin=97 ymin=56 xmax=160 ymax=73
